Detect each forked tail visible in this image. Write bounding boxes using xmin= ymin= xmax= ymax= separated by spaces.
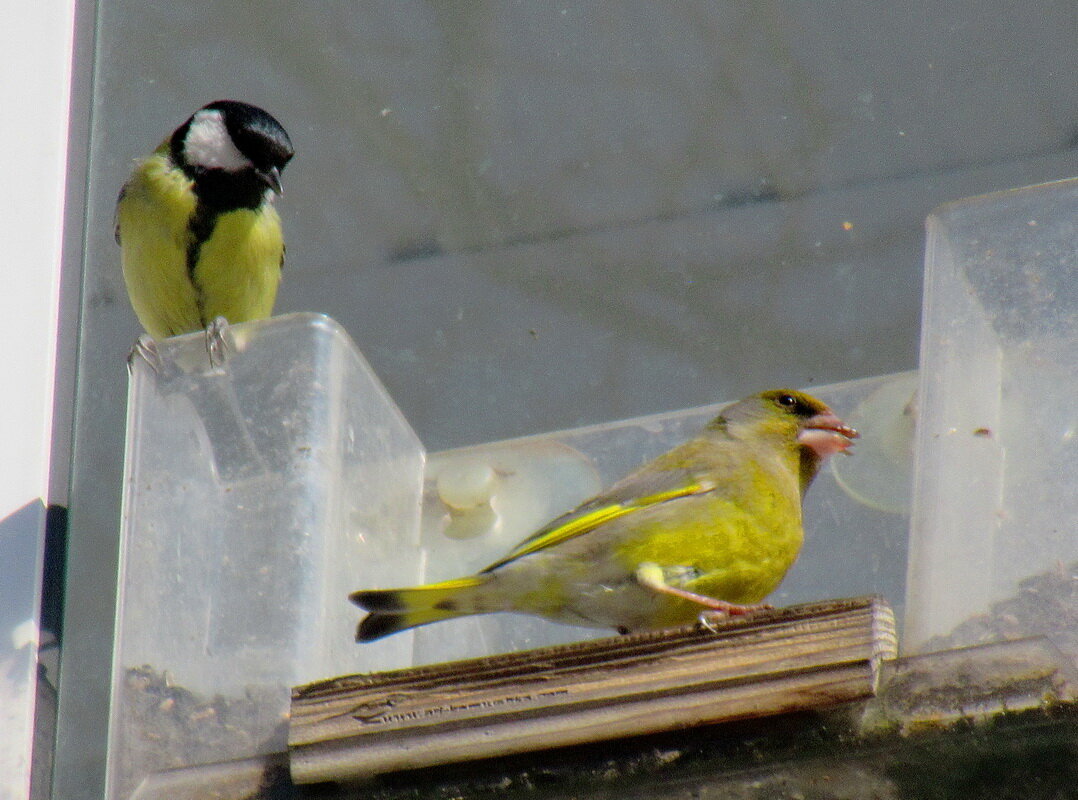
xmin=349 ymin=575 xmax=487 ymax=642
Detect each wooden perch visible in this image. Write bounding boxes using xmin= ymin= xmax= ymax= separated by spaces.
xmin=289 ymin=595 xmax=897 ymax=784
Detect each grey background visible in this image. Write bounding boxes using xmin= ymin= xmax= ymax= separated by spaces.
xmin=55 ymin=2 xmax=1078 ymax=798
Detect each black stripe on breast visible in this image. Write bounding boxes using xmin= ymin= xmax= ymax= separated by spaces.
xmin=186 ymin=203 xmax=221 ymax=324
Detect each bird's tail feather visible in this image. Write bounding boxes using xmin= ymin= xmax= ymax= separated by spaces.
xmin=350 ymin=576 xmax=487 ymax=642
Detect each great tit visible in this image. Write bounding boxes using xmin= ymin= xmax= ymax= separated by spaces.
xmin=116 ymin=100 xmax=294 ymax=360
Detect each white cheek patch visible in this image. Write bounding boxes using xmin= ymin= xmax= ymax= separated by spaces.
xmin=183 ymin=109 xmax=252 ymax=171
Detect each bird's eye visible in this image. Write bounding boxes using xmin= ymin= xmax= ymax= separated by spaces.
xmin=777 ymin=394 xmax=797 ymax=408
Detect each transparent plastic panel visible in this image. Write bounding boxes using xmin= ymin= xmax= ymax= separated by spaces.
xmin=908 ymin=178 xmax=1078 ymax=654
xmin=107 ymin=313 xmax=424 ymax=800
xmin=358 ymin=372 xmax=917 ymax=666
xmin=0 ymin=502 xmax=48 ymax=800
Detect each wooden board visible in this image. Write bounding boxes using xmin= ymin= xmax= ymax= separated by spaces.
xmin=289 ymin=596 xmax=897 ymax=784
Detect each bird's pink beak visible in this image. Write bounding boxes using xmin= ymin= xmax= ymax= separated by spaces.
xmin=797 ymin=411 xmax=859 ymax=456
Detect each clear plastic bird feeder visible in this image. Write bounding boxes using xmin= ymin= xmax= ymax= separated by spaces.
xmin=107 ymin=313 xmax=425 ymax=800
xmin=906 ymin=177 xmax=1078 ymax=656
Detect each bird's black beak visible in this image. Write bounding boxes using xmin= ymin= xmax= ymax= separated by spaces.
xmin=258 ymin=166 xmax=284 ymax=196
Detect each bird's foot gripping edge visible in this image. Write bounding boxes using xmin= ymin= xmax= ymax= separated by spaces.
xmin=127 ymin=334 xmax=163 ymax=375
xmin=205 ymin=316 xmax=234 ymax=368
xmin=696 ymin=603 xmax=772 ymax=633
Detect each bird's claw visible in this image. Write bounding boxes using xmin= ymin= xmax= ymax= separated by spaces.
xmin=205 ymin=316 xmax=233 ymax=368
xmin=127 ymin=334 xmax=163 ymax=374
xmin=696 ymin=611 xmax=724 ymax=633
xmin=696 ymin=602 xmax=773 ymax=632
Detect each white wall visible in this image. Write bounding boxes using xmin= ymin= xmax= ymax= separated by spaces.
xmin=0 ymin=1 xmax=77 ymax=518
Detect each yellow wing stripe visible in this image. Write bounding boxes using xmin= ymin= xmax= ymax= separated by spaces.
xmin=483 ymin=480 xmax=713 ymax=571
xmin=423 ymin=575 xmax=486 ymax=592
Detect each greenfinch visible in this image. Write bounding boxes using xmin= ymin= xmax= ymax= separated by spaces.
xmin=352 ymin=389 xmax=857 ymax=641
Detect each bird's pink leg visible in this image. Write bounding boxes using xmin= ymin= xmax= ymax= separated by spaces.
xmin=634 ymin=562 xmax=772 ymax=624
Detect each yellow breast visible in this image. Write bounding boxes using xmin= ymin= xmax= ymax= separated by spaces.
xmin=117 ymin=153 xmax=284 ymax=338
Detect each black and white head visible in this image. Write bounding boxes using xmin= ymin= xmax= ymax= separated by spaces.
xmin=170 ymin=100 xmax=294 ymax=208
